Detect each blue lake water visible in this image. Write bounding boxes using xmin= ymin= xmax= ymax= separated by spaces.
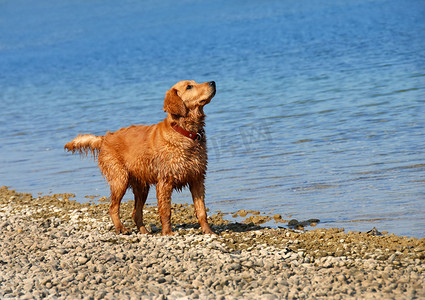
xmin=1 ymin=0 xmax=424 ymax=237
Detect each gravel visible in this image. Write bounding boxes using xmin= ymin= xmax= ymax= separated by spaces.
xmin=0 ymin=186 xmax=424 ymax=299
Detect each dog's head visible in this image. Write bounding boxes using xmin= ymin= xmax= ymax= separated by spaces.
xmin=163 ymin=80 xmax=216 ymax=117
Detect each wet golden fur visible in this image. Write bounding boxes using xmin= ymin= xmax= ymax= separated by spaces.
xmin=65 ymin=80 xmax=216 ymax=235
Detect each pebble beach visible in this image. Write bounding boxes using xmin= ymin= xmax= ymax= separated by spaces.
xmin=0 ymin=186 xmax=424 ymax=299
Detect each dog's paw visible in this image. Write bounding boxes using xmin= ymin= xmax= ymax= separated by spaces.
xmin=161 ymin=230 xmax=176 ymax=236
xmin=138 ymin=226 xmax=151 ymax=235
xmin=115 ymin=226 xmax=131 ymax=235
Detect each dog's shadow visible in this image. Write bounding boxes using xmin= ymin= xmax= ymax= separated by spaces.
xmin=174 ymin=222 xmax=265 ymax=234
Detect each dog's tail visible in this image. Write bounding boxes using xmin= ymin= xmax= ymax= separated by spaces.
xmin=64 ymin=134 xmax=104 ymax=158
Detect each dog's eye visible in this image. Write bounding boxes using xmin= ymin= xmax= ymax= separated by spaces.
xmin=186 ymin=85 xmax=193 ymax=90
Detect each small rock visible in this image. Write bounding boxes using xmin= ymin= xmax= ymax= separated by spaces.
xmin=367 ymin=227 xmax=382 ymax=236
xmin=106 ymin=280 xmax=114 ymax=287
xmin=157 ymin=278 xmax=166 ymax=284
xmin=77 ymin=257 xmax=88 ymax=265
xmin=288 ymin=219 xmax=298 ymax=226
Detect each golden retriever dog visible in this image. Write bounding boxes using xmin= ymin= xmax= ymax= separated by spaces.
xmin=65 ymin=80 xmax=216 ymax=235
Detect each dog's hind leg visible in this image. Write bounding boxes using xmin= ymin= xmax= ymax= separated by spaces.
xmin=107 ymin=173 xmax=130 ymax=234
xmin=132 ymin=183 xmax=150 ymax=234
xmin=99 ymin=152 xmax=130 ymax=234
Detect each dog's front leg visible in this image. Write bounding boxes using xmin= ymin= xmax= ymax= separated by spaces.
xmin=190 ymin=180 xmax=216 ymax=235
xmin=156 ymin=180 xmax=174 ymax=235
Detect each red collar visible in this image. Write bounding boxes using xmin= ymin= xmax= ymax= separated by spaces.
xmin=171 ymin=124 xmax=205 ymax=142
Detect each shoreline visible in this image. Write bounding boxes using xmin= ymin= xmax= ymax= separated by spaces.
xmin=1 ymin=187 xmax=424 ymax=299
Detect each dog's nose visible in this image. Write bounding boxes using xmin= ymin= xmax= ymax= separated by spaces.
xmin=209 ymin=81 xmax=216 ymax=88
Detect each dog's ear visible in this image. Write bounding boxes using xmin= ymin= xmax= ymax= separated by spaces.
xmin=163 ymin=88 xmax=188 ymax=117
